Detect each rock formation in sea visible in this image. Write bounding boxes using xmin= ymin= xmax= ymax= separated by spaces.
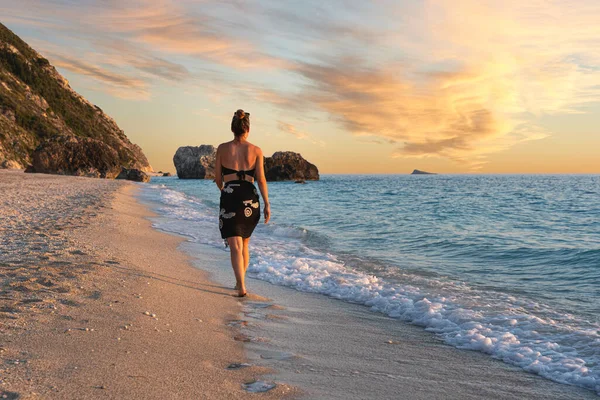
xmin=172 ymin=145 xmax=319 ymax=182
xmin=173 ymin=145 xmax=216 ymax=179
xmin=264 ymin=151 xmax=319 ymax=181
xmin=411 ymin=169 xmax=436 ymax=175
xmin=0 ymin=23 xmax=152 ymax=174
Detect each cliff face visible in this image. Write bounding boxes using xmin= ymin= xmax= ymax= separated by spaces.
xmin=0 ymin=23 xmax=151 ymax=172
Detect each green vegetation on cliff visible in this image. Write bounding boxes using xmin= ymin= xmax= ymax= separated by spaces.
xmin=0 ymin=22 xmax=150 ymax=171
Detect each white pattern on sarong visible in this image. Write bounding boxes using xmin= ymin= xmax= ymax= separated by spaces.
xmin=220 ymin=208 xmax=236 ymax=219
xmin=244 ymin=207 xmax=252 ymax=217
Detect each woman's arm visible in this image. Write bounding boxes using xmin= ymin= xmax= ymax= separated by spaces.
xmin=214 ymin=145 xmax=223 ymax=191
xmin=255 ymin=147 xmax=270 ymax=224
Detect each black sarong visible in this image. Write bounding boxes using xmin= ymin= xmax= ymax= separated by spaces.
xmin=219 ymin=180 xmax=260 ymax=239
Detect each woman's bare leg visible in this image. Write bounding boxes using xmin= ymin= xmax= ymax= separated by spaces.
xmin=227 ymin=236 xmax=246 ymax=296
xmin=234 ymin=238 xmax=251 ymax=290
xmin=242 ymin=237 xmax=250 ymax=273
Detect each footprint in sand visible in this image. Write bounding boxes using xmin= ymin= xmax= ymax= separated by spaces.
xmin=242 ymin=380 xmax=276 ymax=393
xmin=226 ymin=319 xmax=249 ymax=328
xmin=234 ymin=333 xmax=269 ymax=343
xmin=258 ymin=350 xmax=296 ymax=361
xmin=226 ymin=363 xmax=251 ymax=370
xmin=245 ymin=301 xmax=285 ymax=311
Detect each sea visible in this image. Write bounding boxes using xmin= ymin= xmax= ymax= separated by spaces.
xmin=139 ymin=174 xmax=600 ymax=397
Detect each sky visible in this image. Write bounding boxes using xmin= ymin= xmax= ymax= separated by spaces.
xmin=1 ymin=0 xmax=599 ymax=174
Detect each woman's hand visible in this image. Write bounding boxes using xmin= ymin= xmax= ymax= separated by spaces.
xmin=263 ymin=203 xmax=271 ymax=224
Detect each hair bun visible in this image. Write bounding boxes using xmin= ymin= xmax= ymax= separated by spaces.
xmin=231 ymin=109 xmax=250 ymax=136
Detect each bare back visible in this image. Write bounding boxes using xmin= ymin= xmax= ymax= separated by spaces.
xmin=215 ymin=139 xmax=267 ymax=188
xmin=218 ymin=140 xmax=259 ymax=172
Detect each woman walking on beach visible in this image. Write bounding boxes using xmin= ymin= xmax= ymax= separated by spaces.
xmin=215 ymin=109 xmax=271 ymax=297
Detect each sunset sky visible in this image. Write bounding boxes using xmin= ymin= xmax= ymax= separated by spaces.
xmin=1 ymin=0 xmax=599 ymax=173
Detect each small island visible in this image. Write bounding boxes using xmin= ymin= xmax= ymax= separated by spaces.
xmin=411 ymin=169 xmax=436 ymax=175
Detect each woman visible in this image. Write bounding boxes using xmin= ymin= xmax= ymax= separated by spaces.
xmin=215 ymin=109 xmax=271 ymax=297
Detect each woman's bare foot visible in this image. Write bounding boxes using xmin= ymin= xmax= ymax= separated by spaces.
xmin=236 ymin=286 xmax=247 ymax=297
xmin=234 ymin=283 xmax=240 ymax=290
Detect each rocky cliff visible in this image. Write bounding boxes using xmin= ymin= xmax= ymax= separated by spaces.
xmin=0 ymin=23 xmax=151 ymax=173
xmin=172 ymin=146 xmax=319 ymax=181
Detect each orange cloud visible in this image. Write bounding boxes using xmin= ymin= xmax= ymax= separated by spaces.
xmin=274 ymin=0 xmax=600 ymax=167
xmin=87 ymin=0 xmax=287 ymax=69
xmin=290 ymin=61 xmax=525 ymax=166
xmin=277 ymin=121 xmax=307 ymax=139
xmin=276 ymin=120 xmax=325 ymax=146
xmin=46 ymin=52 xmax=150 ymax=100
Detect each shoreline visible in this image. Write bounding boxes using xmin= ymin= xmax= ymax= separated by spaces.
xmin=0 ymin=171 xmax=296 ymax=399
xmin=140 ymin=175 xmax=599 ymax=399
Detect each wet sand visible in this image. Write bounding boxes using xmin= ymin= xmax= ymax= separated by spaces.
xmin=0 ymin=170 xmax=296 ymax=399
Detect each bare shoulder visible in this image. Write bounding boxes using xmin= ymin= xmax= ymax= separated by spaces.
xmin=217 ymin=141 xmax=232 ymax=153
xmin=250 ymin=143 xmax=263 ymax=157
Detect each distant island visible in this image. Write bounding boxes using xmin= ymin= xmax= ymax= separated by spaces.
xmin=411 ymin=169 xmax=436 ymax=175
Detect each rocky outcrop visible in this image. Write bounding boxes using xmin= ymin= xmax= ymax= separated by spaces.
xmin=116 ymin=167 xmax=150 ymax=182
xmin=172 ymin=146 xmax=319 ymax=182
xmin=27 ymin=135 xmax=122 ymax=178
xmin=0 ymin=23 xmax=152 ymax=174
xmin=173 ymin=145 xmax=216 ymax=179
xmin=264 ymin=151 xmax=319 ymax=181
xmin=162 ymin=172 xmax=172 ymax=177
xmin=411 ymin=169 xmax=436 ymax=175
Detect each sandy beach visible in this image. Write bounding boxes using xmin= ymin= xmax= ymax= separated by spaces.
xmin=2 ymin=170 xmax=597 ymax=399
xmin=0 ymin=170 xmax=296 ymax=399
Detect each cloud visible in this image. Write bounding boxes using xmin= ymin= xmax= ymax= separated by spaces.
xmin=2 ymin=0 xmax=286 ymax=99
xmin=269 ymin=0 xmax=600 ymax=167
xmin=96 ymin=41 xmax=190 ymax=82
xmin=276 ymin=120 xmax=325 ymax=146
xmin=84 ymin=0 xmax=287 ymax=69
xmin=277 ymin=121 xmax=307 ymax=139
xmin=45 ymin=52 xmax=150 ymax=100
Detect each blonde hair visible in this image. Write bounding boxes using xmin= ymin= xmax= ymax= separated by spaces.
xmin=231 ymin=109 xmax=250 ymax=136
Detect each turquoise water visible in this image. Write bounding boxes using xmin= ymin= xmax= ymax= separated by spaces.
xmin=140 ymin=174 xmax=600 ymax=394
